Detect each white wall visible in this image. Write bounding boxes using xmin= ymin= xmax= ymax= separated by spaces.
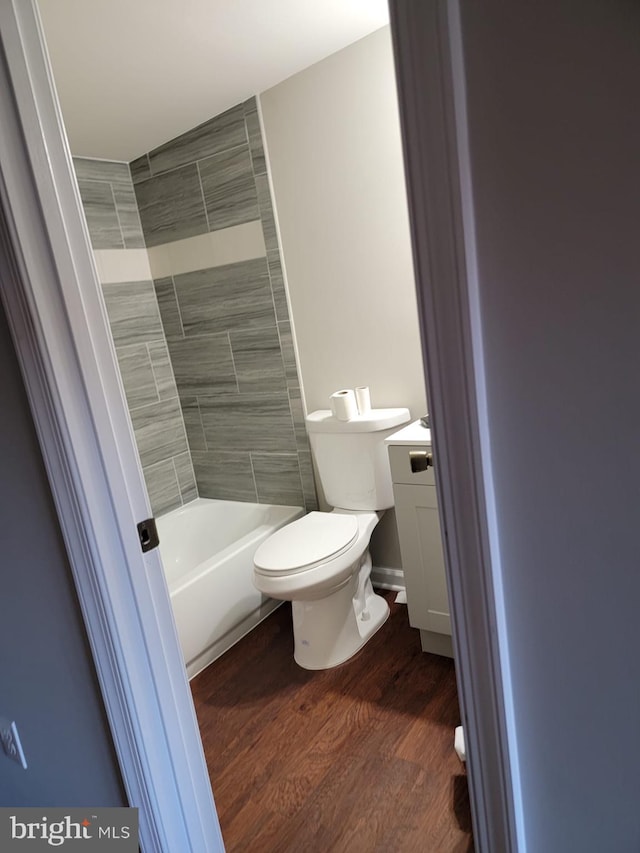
xmin=259 ymin=27 xmax=427 ymax=421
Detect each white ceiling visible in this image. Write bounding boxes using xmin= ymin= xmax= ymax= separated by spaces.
xmin=37 ymin=0 xmax=389 ymax=162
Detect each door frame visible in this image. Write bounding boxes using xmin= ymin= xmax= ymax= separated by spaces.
xmin=0 ymin=2 xmax=223 ymax=850
xmin=0 ymin=0 xmax=520 ymax=850
xmin=390 ymin=1 xmax=522 ymax=849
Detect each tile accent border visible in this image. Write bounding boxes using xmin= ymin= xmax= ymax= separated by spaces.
xmin=147 ymin=220 xmax=266 ymax=279
xmin=94 ymin=248 xmax=153 ymax=284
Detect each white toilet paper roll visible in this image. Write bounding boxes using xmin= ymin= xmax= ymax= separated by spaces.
xmin=330 ymin=389 xmax=358 ymax=421
xmin=355 ymin=386 xmax=371 ymax=415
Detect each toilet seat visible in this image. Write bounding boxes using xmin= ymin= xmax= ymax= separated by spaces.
xmin=254 ymin=512 xmax=358 ymax=576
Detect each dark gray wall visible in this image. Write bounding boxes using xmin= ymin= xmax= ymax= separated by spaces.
xmin=458 ymin=1 xmax=640 ymax=849
xmin=0 ymin=298 xmax=126 ymax=806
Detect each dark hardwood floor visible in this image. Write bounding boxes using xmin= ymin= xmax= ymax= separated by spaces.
xmin=191 ymin=591 xmax=473 ymax=852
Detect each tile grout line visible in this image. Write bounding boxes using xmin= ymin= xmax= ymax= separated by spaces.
xmin=195 ymin=395 xmax=209 ymax=454
xmin=134 ymin=139 xmax=250 ymax=186
xmin=124 ymin=168 xmax=147 ymax=248
xmin=268 ymin=287 xmax=283 ymax=343
xmin=226 ymin=331 xmax=241 ymax=395
xmin=183 ymin=450 xmax=198 ymax=503
xmin=127 ymin=390 xmax=180 ymax=415
xmin=146 ymin=341 xmax=163 ymax=404
xmin=274 ymin=313 xmax=289 ymax=380
xmin=169 ymin=275 xmax=187 ymax=339
xmin=244 ymin=109 xmax=263 ymax=183
xmin=173 ymin=448 xmax=197 ymax=506
xmin=131 ymin=153 xmax=152 ymax=183
xmin=295 ymin=448 xmax=307 ymax=507
xmin=248 ymin=451 xmax=259 ymax=504
xmin=159 ymin=337 xmax=181 ymax=402
xmin=170 ymin=456 xmax=183 ymax=507
xmin=245 ymin=114 xmax=256 ymax=180
xmin=195 ymin=160 xmax=212 ymax=235
xmin=108 ymin=181 xmax=127 ymax=251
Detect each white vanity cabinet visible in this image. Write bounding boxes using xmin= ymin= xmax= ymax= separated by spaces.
xmin=386 ymin=422 xmax=453 ymax=658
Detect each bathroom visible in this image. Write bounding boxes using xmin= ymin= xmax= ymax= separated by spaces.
xmin=36 ymin=0 xmax=469 ymax=848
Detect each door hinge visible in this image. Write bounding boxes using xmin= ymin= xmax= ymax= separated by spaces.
xmin=137 ymin=517 xmax=159 ymax=553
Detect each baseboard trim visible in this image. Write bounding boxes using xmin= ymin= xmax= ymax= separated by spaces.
xmin=371 ymin=565 xmax=405 ymax=592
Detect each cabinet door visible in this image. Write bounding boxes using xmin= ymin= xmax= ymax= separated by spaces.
xmin=393 ymin=483 xmax=451 ymax=635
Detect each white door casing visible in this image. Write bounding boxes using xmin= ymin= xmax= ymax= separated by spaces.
xmin=390 ymin=1 xmax=522 ymax=849
xmin=0 ymin=1 xmax=224 ymax=850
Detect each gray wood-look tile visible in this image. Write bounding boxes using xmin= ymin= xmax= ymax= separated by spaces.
xmin=287 ymin=384 xmax=310 ymax=452
xmin=115 ymin=343 xmax=159 ymax=410
xmin=192 ymin=450 xmax=258 ymax=502
xmin=112 ymin=184 xmax=146 ymax=249
xmin=199 ymin=392 xmax=297 ymax=453
xmin=130 ymin=397 xmax=189 ymax=468
xmin=167 ymin=334 xmax=237 ymax=398
xmin=252 ymin=453 xmax=305 ymax=507
xmin=180 ymin=397 xmax=207 ymax=452
xmin=199 ymin=145 xmax=260 ymax=231
xmin=267 ymin=249 xmax=289 ymax=323
xmin=243 ymin=100 xmax=266 ymax=176
xmin=101 ymin=280 xmax=164 ymax=346
xmin=229 ymin=325 xmax=286 ymax=393
xmin=174 ymin=451 xmax=198 ymax=504
xmin=298 ymin=449 xmax=319 ymax=511
xmin=144 ymin=457 xmax=182 ymax=516
xmin=242 ymin=97 xmax=257 ymax=116
xmin=130 ymin=154 xmax=151 ymax=184
xmin=78 ymin=179 xmax=124 ymax=250
xmin=154 ymin=277 xmax=184 ymax=340
xmin=148 ymin=341 xmax=178 ymax=400
xmin=134 ymin=164 xmax=208 ymax=247
xmin=174 ymin=258 xmax=275 ymax=337
xmin=74 ymin=157 xmax=130 ymax=184
xmin=277 ymin=320 xmax=299 ymax=386
xmin=255 ymin=173 xmax=278 ymax=253
xmin=148 ymin=104 xmax=247 ymax=176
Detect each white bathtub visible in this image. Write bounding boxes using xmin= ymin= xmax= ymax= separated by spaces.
xmin=157 ymin=497 xmax=303 ymax=679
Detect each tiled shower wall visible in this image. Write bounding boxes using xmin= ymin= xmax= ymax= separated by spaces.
xmin=73 ymin=157 xmax=197 ymax=516
xmin=74 ymin=98 xmax=316 ymax=514
xmin=130 ymin=98 xmax=317 ymax=511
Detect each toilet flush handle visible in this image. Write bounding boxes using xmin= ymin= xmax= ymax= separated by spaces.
xmin=409 ymin=450 xmax=433 ymax=473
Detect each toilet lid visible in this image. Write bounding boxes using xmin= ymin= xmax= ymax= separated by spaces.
xmin=254 ymin=512 xmax=358 ymax=574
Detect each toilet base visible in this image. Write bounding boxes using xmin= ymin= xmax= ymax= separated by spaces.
xmin=291 ymin=552 xmax=389 ymax=670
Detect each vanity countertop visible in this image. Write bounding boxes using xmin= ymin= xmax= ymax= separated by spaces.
xmin=385 ymin=419 xmax=432 ymax=446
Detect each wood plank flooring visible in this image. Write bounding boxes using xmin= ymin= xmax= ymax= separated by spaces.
xmin=191 ymin=591 xmax=473 ymax=852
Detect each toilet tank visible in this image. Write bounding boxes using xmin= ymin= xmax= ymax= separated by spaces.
xmin=306 ymin=408 xmax=411 ymax=510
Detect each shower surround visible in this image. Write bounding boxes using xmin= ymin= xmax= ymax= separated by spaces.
xmin=74 ymin=156 xmax=197 ymax=514
xmin=74 ymin=97 xmax=316 ymax=517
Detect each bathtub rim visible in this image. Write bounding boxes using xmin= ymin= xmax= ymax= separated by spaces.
xmin=157 ymin=496 xmax=304 ymax=678
xmin=157 ymin=497 xmax=304 ymax=594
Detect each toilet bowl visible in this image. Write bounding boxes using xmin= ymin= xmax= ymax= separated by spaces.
xmin=252 ymin=405 xmax=410 ymax=670
xmin=253 ymin=509 xmax=388 ymax=669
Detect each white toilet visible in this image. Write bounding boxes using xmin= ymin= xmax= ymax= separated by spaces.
xmin=253 ymin=406 xmax=410 ymax=669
